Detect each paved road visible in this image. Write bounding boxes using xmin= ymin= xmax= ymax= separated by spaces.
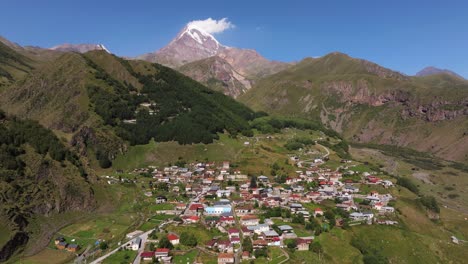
xmin=132 ymin=231 xmax=149 ymax=264
xmin=89 ymin=228 xmax=153 ymax=264
xmin=232 ymin=205 xmax=243 ymax=264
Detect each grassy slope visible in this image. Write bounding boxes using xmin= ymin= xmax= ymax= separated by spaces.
xmin=347 ymin=146 xmax=468 ymax=263
xmin=239 ymin=52 xmax=468 ymax=163
xmin=112 ymin=129 xmax=325 ymax=176
xmin=0 ymin=41 xmax=33 ymax=88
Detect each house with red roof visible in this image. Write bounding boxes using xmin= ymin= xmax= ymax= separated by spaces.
xmin=296 ymin=238 xmax=313 ymax=251
xmin=228 ymin=228 xmax=240 ymax=238
xmin=167 ymin=234 xmax=180 ymax=245
xmin=140 ymin=251 xmax=155 ymax=261
xmin=155 ymin=248 xmax=170 ymax=258
xmin=184 ymin=215 xmax=200 ymax=223
xmin=220 ymin=215 xmax=235 ymax=225
xmin=230 ymin=237 xmax=241 ymax=244
xmin=188 ymin=203 xmax=204 ymax=213
xmin=218 ymin=252 xmax=235 ymax=264
xmin=314 ymin=208 xmax=324 ymax=217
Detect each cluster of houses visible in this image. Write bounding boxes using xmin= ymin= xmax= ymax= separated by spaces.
xmin=54 ymin=237 xmax=80 ymax=253
xmin=126 ymin=158 xmax=398 ymax=263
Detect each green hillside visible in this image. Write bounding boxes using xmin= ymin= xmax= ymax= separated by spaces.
xmin=0 ymin=42 xmax=259 ymax=261
xmin=0 ymin=113 xmax=94 ymax=262
xmin=240 ymin=52 xmax=468 ymax=163
xmin=0 ymin=41 xmax=33 ymax=87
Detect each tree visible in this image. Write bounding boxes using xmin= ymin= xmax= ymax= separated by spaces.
xmin=250 ymin=176 xmax=257 ymax=188
xmin=149 ymin=242 xmax=155 ymax=251
xmin=309 ymin=241 xmax=323 ymax=254
xmin=180 ymin=232 xmax=197 ymax=247
xmin=420 ymin=195 xmax=440 ymax=213
xmin=287 ymin=240 xmax=297 ymax=251
xmin=149 ymin=230 xmax=158 ymax=239
xmin=158 ymin=236 xmax=173 ymax=249
xmin=254 ymin=248 xmax=268 ymax=258
xmin=242 ymin=238 xmax=253 ymax=253
xmin=99 ymin=241 xmax=108 ymax=250
xmin=292 ymin=213 xmax=305 ymax=225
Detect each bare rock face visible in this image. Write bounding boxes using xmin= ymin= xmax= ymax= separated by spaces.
xmin=217 ymin=48 xmax=289 ymax=78
xmin=178 ymin=56 xmax=252 ymax=98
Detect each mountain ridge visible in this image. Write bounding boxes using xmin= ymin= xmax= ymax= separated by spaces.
xmin=240 ymin=52 xmax=468 ymax=163
xmin=416 ymin=66 xmax=464 ymax=79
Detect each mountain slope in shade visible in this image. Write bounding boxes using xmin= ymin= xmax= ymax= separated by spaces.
xmin=178 ymin=56 xmax=252 ymax=98
xmin=50 ymin=43 xmax=110 ymax=53
xmin=416 ymin=66 xmax=464 ymax=79
xmin=240 ymin=52 xmax=468 ymax=163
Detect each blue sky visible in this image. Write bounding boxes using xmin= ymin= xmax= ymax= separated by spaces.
xmin=2 ymin=0 xmax=467 ymax=77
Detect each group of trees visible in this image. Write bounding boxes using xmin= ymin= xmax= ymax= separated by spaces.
xmin=284 ymin=137 xmax=316 ymax=151
xmin=351 ymin=235 xmax=389 ymax=264
xmin=180 ymin=232 xmax=197 ymax=247
xmin=396 ymin=177 xmax=440 ymax=213
xmin=396 ymin=177 xmax=419 ymax=194
xmin=250 ymin=116 xmax=341 ymax=139
xmin=86 ymin=59 xmax=258 ymax=146
xmin=0 ymin=117 xmax=86 ymax=181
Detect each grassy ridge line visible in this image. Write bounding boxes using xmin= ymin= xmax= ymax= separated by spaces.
xmin=351 ymin=142 xmax=468 ymax=172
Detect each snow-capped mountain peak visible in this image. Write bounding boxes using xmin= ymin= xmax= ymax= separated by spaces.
xmin=179 ymin=23 xmax=221 ymax=47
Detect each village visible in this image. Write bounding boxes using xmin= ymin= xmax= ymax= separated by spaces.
xmin=84 ymin=148 xmax=399 ymax=264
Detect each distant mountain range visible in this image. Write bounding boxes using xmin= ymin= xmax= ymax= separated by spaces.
xmin=49 ymin=43 xmax=110 ymax=53
xmin=239 ymin=53 xmax=468 ymax=163
xmin=1 ymin=23 xmax=467 ymax=164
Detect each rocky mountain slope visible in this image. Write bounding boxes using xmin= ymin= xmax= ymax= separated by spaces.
xmin=240 ymin=52 xmax=468 ymax=163
xmin=136 ymin=23 xmax=289 ymax=97
xmin=178 ymin=56 xmax=251 ymax=98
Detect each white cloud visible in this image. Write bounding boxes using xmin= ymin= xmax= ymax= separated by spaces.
xmin=187 ymin=18 xmax=235 ymax=34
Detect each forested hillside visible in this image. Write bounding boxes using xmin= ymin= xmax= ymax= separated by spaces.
xmin=0 ymin=112 xmax=94 ymax=261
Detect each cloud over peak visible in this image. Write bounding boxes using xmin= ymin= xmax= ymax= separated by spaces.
xmin=187 ymin=17 xmax=235 ymax=35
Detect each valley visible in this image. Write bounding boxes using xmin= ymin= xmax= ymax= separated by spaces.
xmin=7 ymin=124 xmax=468 ymax=264
xmin=0 ymin=12 xmax=467 ymax=264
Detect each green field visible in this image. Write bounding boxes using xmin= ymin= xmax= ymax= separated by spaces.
xmin=113 ymin=128 xmax=336 ymax=178
xmin=166 ymin=224 xmax=225 ymax=244
xmin=19 ymin=248 xmax=74 ymax=264
xmin=149 ymin=203 xmax=175 ymax=211
xmin=173 ymin=250 xmax=198 ymax=264
xmin=102 ymin=249 xmax=138 ymax=264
